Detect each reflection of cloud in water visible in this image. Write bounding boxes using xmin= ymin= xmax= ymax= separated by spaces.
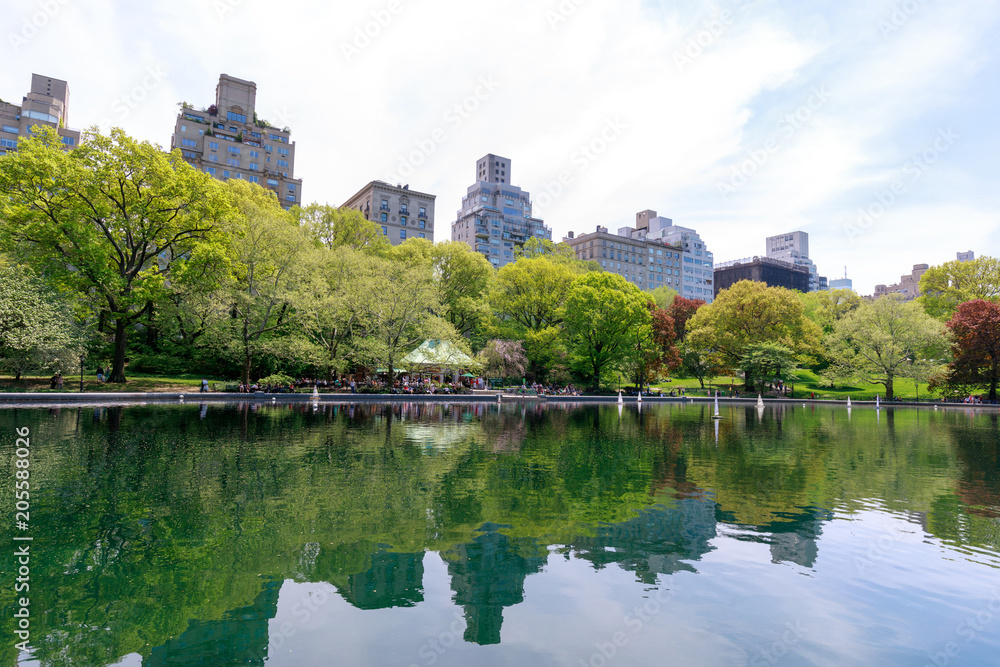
xmin=403 ymin=423 xmax=478 ymax=452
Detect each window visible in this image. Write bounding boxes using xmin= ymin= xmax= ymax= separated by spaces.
xmin=400 ymin=230 xmax=407 ymax=239
xmin=2 ymin=125 xmax=18 ymax=134
xmin=227 ymin=111 xmax=247 ymax=123
xmin=248 ymin=150 xmax=259 ymax=158
xmin=277 ymin=147 xmax=289 ymax=155
xmin=419 ymin=220 xmax=426 ymax=229
xmin=381 ymin=212 xmax=388 ymax=222
xmin=288 ymin=184 xmax=296 ymax=191
xmin=61 ymin=136 xmax=75 ymax=146
xmin=277 ymin=159 xmax=288 ymax=167
xmin=250 ymin=131 xmax=261 ymax=139
xmin=419 ymin=233 xmax=426 ymax=239
xmin=181 ymin=138 xmax=197 ymax=148
xmin=227 ymin=158 xmax=239 ymax=166
xmin=182 ymin=150 xmax=197 ymax=159
xmin=286 ymin=194 xmax=295 ymax=202
xmin=381 ymin=199 xmax=389 ymax=210
xmin=247 ymin=175 xmax=259 ymax=183
xmin=265 ymin=145 xmax=272 ymax=152
xmin=381 ymin=226 xmax=388 ymax=236
xmin=400 ymin=216 xmax=407 ymax=226
xmin=205 ymin=167 xmax=216 ymax=175
xmin=231 ymin=173 xmax=241 ymax=179
xmin=266 ymin=179 xmax=279 ymax=187
xmin=207 ymin=155 xmax=218 ymax=162
xmin=248 ymin=162 xmax=258 ymax=170
xmin=209 ymin=141 xmax=219 ymax=150
xmin=180 ymin=124 xmax=187 ymax=132
xmin=223 ymin=170 xmax=230 ymax=178
xmin=228 ymin=146 xmax=240 ymax=154
xmin=419 ymin=206 xmax=426 ymax=217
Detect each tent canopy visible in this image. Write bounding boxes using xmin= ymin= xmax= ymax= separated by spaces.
xmin=402 ymin=340 xmax=475 ymax=369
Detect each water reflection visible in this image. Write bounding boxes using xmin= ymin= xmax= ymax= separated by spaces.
xmin=0 ymin=402 xmax=998 ymax=666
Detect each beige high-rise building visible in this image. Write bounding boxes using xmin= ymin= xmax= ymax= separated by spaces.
xmin=170 ymin=74 xmax=302 ymax=209
xmin=874 ymin=264 xmax=929 ymax=300
xmin=0 ymin=73 xmax=80 ymax=154
xmin=342 ymin=181 xmax=436 ymax=245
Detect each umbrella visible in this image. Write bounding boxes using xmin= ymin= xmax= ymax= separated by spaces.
xmin=461 ymin=373 xmax=476 ymax=378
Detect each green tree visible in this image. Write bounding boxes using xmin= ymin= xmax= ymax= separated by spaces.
xmin=919 ymin=256 xmax=1000 ymax=319
xmin=647 ymin=285 xmax=679 ymax=311
xmin=432 ymin=241 xmax=494 ymax=339
xmin=824 ymin=296 xmax=947 ymax=399
xmin=799 ymin=288 xmax=862 ymax=334
xmin=294 ymin=203 xmax=390 ymax=255
xmin=686 ymin=280 xmax=821 ymax=388
xmin=737 ymin=342 xmax=797 ymax=393
xmin=938 ymin=299 xmax=1000 ymax=400
xmin=0 ymin=126 xmax=228 ymax=382
xmin=563 ymin=272 xmax=652 ymax=390
xmin=0 ymin=264 xmax=79 ymax=379
xmin=488 ymin=255 xmax=581 ymax=381
xmin=209 ymin=181 xmax=310 ymax=385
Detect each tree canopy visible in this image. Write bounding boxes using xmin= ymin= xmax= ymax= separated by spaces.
xmin=919 ymin=256 xmax=1000 ymax=320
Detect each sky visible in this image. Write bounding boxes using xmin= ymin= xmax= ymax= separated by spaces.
xmin=4 ymin=0 xmax=999 ymax=295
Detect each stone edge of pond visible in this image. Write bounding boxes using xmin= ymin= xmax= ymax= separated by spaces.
xmin=0 ymin=392 xmax=992 ymax=411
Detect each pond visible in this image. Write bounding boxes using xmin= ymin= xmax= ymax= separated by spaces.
xmin=1 ymin=401 xmax=999 ymax=666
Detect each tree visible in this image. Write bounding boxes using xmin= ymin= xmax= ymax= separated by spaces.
xmin=563 ymin=272 xmax=652 ymax=390
xmin=209 ymin=181 xmax=310 ymax=385
xmin=799 ymin=288 xmax=862 ymax=334
xmin=627 ymin=304 xmax=680 ymax=389
xmin=667 ymin=295 xmax=705 ymax=342
xmin=488 ymin=255 xmax=581 ymax=381
xmin=824 ymin=296 xmax=946 ymax=399
xmin=647 ymin=285 xmax=679 ymax=311
xmin=737 ymin=342 xmax=797 ymax=393
xmin=293 ymin=203 xmax=390 ymax=255
xmin=432 ymin=241 xmax=494 ymax=339
xmin=0 ymin=126 xmax=228 ymax=382
xmin=478 ymin=340 xmax=527 ymax=381
xmin=0 ymin=264 xmax=79 ymax=380
xmin=940 ymin=300 xmax=1000 ymax=400
xmin=919 ymin=256 xmax=1000 ymax=320
xmin=686 ymin=281 xmax=821 ymax=388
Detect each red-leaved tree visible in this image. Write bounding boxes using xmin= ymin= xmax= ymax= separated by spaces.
xmin=941 ymin=300 xmax=1000 ymax=400
xmin=668 ymin=296 xmax=706 ymax=341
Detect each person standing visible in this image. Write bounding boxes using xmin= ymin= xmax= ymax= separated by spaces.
xmin=201 ymin=378 xmax=209 ymax=393
xmin=56 ymin=372 xmax=64 ymax=390
xmin=96 ymin=366 xmax=104 ymax=383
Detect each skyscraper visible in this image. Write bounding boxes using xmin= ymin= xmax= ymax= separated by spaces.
xmin=170 ymin=74 xmax=302 ymax=209
xmin=765 ymin=231 xmax=826 ymax=292
xmin=451 ymin=154 xmax=552 ymax=268
xmin=0 ymin=73 xmax=80 ymax=153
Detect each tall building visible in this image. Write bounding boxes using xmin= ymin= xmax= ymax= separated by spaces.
xmin=170 ymin=74 xmax=302 ymax=209
xmin=343 ymin=180 xmax=435 ymax=245
xmin=562 ymin=210 xmax=714 ymax=303
xmin=451 ymin=154 xmax=552 ymax=268
xmin=765 ymin=231 xmax=826 ymax=292
xmin=0 ymin=73 xmax=80 ymax=154
xmin=714 ymin=256 xmax=811 ymax=295
xmin=874 ymin=264 xmax=928 ymax=300
xmin=957 ymin=251 xmax=975 ymax=262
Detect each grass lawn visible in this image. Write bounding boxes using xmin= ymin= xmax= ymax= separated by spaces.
xmin=650 ymin=369 xmax=939 ymax=401
xmin=0 ymin=373 xmax=232 ymax=393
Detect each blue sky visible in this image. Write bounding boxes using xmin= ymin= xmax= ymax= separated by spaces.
xmin=4 ymin=0 xmax=998 ymax=294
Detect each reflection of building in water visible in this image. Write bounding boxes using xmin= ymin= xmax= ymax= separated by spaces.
xmin=145 ymin=579 xmax=281 ymax=666
xmin=338 ymin=550 xmax=425 ymax=610
xmin=444 ymin=523 xmax=547 ymax=645
xmin=571 ymin=498 xmax=718 ymax=584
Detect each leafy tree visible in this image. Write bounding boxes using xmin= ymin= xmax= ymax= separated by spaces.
xmin=824 ymin=296 xmax=947 ymax=399
xmin=478 ymin=340 xmax=527 ymax=381
xmin=0 ymin=264 xmax=79 ymax=379
xmin=209 ymin=181 xmax=310 ymax=385
xmin=626 ymin=303 xmax=681 ymax=389
xmin=737 ymin=342 xmax=797 ymax=392
xmin=488 ymin=256 xmax=581 ymax=381
xmin=919 ymin=256 xmax=1000 ymax=319
xmin=563 ymin=272 xmax=652 ymax=390
xmin=686 ymin=281 xmax=821 ymax=388
xmin=647 ymin=285 xmax=679 ymax=311
xmin=293 ymin=203 xmax=390 ymax=255
xmin=939 ymin=299 xmax=1000 ymax=400
xmin=432 ymin=241 xmax=494 ymax=339
xmin=0 ymin=126 xmax=228 ymax=382
xmin=678 ymin=343 xmax=718 ymax=389
xmin=799 ymin=288 xmax=862 ymax=334
xmin=668 ymin=295 xmax=705 ymax=342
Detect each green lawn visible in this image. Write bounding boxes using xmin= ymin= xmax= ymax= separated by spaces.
xmin=0 ymin=373 xmax=230 ymax=393
xmin=650 ymin=369 xmax=939 ymax=401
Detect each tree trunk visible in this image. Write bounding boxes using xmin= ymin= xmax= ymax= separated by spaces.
xmin=242 ymin=352 xmax=251 ymax=386
xmin=884 ymin=375 xmax=894 ymax=400
xmin=108 ymin=317 xmax=128 ymax=383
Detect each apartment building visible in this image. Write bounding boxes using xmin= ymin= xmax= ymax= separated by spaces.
xmin=714 ymin=256 xmax=811 ymax=295
xmin=451 ymin=154 xmax=552 ymax=268
xmin=0 ymin=73 xmax=80 ymax=154
xmin=343 ymin=180 xmax=436 ymax=245
xmin=563 ymin=210 xmax=715 ymax=303
xmin=170 ymin=74 xmax=302 ymax=209
xmin=765 ymin=231 xmax=826 ymax=292
xmin=874 ymin=264 xmax=928 ymax=300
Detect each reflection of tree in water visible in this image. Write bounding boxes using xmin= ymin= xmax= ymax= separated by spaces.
xmin=723 ymin=507 xmax=834 ymax=568
xmin=144 ymin=579 xmax=281 ymax=666
xmin=443 ymin=523 xmax=547 ymax=645
xmin=337 ymin=549 xmax=425 ymax=610
xmin=952 ymin=414 xmax=1000 ymax=519
xmin=570 ymin=498 xmax=718 ymax=584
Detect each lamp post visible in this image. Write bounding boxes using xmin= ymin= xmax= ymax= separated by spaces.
xmin=79 ymin=354 xmax=85 ymax=392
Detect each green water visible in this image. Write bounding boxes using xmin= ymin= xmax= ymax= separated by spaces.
xmin=1 ymin=402 xmax=998 ymax=666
